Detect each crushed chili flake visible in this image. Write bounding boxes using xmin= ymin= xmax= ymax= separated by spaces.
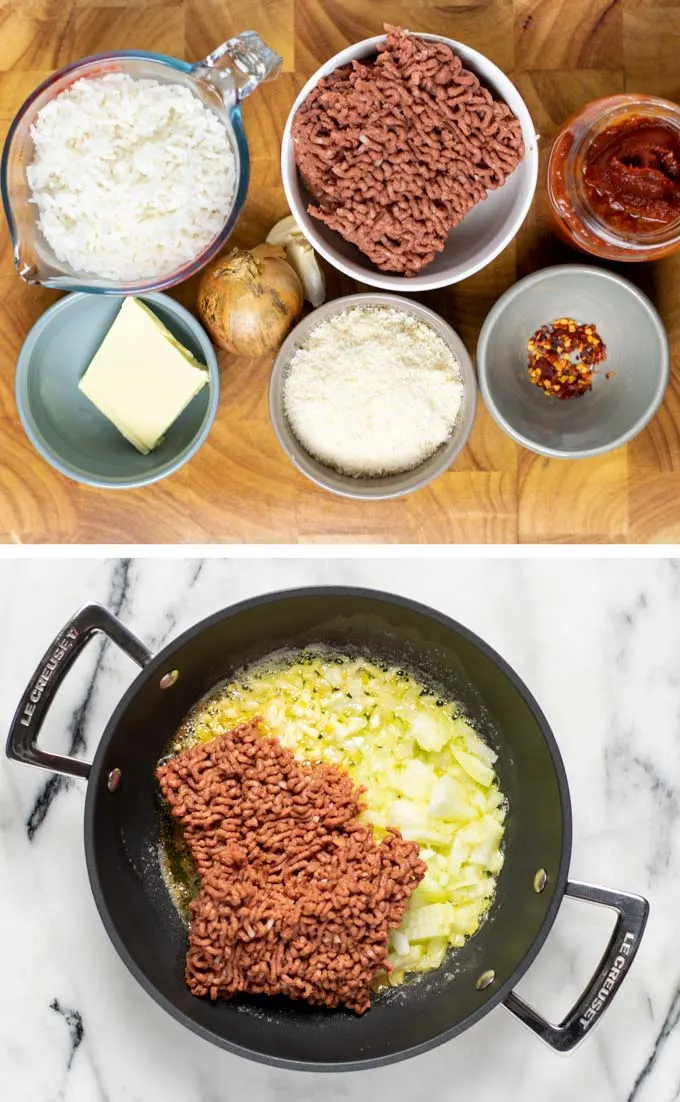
xmin=527 ymin=317 xmax=607 ymax=400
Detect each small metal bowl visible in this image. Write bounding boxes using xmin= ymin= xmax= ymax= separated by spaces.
xmin=269 ymin=293 xmax=477 ymax=499
xmin=476 ymin=265 xmax=669 ymax=458
xmin=15 ymin=292 xmax=219 ymax=489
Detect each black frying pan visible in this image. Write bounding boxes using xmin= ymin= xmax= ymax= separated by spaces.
xmin=6 ymin=588 xmax=648 ymax=1071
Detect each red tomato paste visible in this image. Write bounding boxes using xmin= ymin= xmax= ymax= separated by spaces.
xmin=583 ymin=117 xmax=680 ymax=233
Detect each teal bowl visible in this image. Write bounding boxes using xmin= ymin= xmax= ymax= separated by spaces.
xmin=15 ymin=292 xmax=219 ymax=489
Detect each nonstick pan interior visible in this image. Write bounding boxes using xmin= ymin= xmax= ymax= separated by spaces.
xmin=84 ymin=589 xmax=570 ymax=1070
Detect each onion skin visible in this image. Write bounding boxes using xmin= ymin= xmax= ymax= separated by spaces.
xmin=197 ymin=245 xmax=303 ymax=356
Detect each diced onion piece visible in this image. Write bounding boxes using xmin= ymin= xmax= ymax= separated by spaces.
xmin=409 ymin=710 xmax=451 ymax=752
xmin=451 ymin=717 xmax=498 ymax=764
xmin=395 ymin=759 xmax=436 ymax=800
xmin=401 ymin=902 xmax=455 ymax=941
xmin=451 ymin=745 xmax=495 ymax=787
xmin=388 ymin=799 xmax=446 ymax=843
xmin=428 ymin=774 xmax=477 ymax=822
xmin=390 ymin=929 xmax=410 ymax=956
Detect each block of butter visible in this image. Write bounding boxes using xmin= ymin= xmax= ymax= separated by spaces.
xmin=78 ymin=297 xmax=209 ymax=455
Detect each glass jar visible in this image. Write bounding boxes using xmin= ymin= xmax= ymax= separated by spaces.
xmin=547 ymin=93 xmax=680 ymax=262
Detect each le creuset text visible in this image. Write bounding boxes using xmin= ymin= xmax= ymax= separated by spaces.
xmin=578 ymin=930 xmax=636 ymax=1030
xmin=20 ymin=627 xmax=79 ymax=727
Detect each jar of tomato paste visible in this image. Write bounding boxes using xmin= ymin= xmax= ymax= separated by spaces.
xmin=547 ymin=93 xmax=680 ymax=261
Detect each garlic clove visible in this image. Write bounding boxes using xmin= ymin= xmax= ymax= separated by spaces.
xmin=285 ymin=237 xmax=326 ymax=307
xmin=266 ymin=214 xmax=301 ymax=247
xmin=266 ymin=213 xmax=326 ymax=306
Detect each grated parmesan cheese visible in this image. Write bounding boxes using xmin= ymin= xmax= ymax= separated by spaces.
xmin=282 ymin=305 xmax=464 ymax=477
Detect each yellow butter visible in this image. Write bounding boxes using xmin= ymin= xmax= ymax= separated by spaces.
xmin=78 ymin=297 xmax=209 ymax=455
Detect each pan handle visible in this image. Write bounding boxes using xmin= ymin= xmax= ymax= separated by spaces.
xmin=6 ymin=603 xmax=151 ymax=780
xmin=504 ymin=880 xmax=649 ymax=1052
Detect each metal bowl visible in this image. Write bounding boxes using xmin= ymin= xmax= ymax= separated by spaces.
xmin=15 ymin=292 xmax=219 ymax=489
xmin=269 ymin=293 xmax=477 ymax=499
xmin=476 ymin=265 xmax=669 ymax=458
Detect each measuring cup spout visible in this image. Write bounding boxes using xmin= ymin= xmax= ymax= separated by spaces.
xmin=195 ymin=31 xmax=282 ymax=106
xmin=2 ymin=171 xmax=45 ymax=284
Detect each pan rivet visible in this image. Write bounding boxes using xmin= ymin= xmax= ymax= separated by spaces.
xmin=107 ymin=768 xmax=122 ymax=793
xmin=533 ymin=868 xmax=548 ymax=893
xmin=476 ymin=969 xmax=495 ymax=991
xmin=160 ymin=670 xmax=179 ymax=690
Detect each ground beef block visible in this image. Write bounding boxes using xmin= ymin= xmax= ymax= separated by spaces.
xmin=292 ymin=24 xmax=525 ymax=275
xmin=156 ymin=720 xmax=426 ymax=1014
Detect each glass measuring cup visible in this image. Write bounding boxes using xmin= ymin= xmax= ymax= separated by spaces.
xmin=1 ymin=32 xmax=281 ymax=293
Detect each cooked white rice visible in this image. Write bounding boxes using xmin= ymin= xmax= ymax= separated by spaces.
xmin=26 ymin=74 xmax=237 ymax=282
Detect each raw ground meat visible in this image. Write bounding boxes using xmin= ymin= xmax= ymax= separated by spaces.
xmin=292 ymin=24 xmax=525 ymax=274
xmin=156 ymin=720 xmax=426 ymax=1014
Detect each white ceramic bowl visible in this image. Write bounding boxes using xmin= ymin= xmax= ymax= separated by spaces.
xmin=281 ymin=34 xmax=538 ymax=292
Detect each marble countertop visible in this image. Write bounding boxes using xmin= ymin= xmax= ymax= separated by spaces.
xmin=1 ymin=556 xmax=678 ymax=1102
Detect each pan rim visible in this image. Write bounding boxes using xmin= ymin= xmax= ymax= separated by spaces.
xmin=83 ymin=586 xmax=573 ymax=1071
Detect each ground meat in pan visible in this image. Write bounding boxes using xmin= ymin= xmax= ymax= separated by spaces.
xmin=156 ymin=720 xmax=426 ymax=1014
xmin=292 ymin=25 xmax=525 ymax=275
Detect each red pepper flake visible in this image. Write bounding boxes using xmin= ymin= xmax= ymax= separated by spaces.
xmin=527 ymin=318 xmax=608 ymax=400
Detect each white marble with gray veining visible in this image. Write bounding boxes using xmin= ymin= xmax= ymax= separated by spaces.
xmin=0 ymin=556 xmax=679 ymax=1102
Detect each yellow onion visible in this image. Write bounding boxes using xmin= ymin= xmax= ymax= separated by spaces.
xmin=197 ymin=244 xmax=303 ymax=356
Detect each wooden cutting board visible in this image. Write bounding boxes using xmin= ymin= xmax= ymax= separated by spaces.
xmin=0 ymin=0 xmax=677 ymax=544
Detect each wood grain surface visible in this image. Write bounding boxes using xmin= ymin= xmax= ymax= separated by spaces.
xmin=1 ymin=0 xmax=679 ymax=544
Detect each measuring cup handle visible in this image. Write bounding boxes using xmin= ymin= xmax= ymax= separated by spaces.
xmin=200 ymin=31 xmax=282 ymax=101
